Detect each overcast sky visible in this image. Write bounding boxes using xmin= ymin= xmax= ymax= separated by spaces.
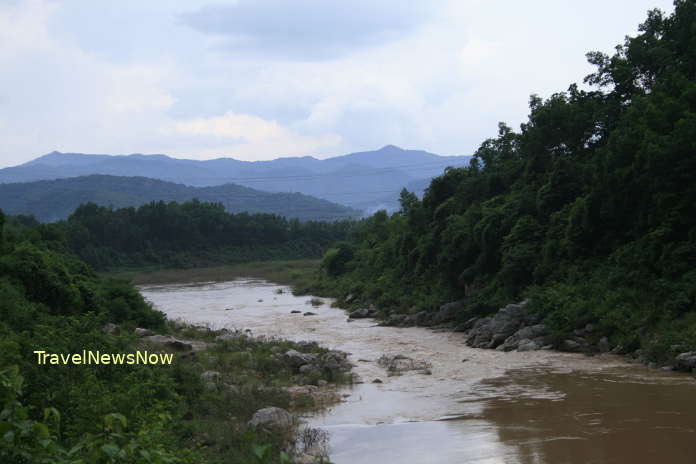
xmin=0 ymin=0 xmax=676 ymax=168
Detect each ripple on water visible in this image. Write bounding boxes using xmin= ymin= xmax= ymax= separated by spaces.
xmin=140 ymin=279 xmax=696 ymax=464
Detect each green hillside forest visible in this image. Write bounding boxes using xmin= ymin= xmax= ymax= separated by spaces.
xmin=23 ymin=199 xmax=355 ymax=270
xmin=0 ymin=175 xmax=359 ymax=222
xmin=0 ymin=211 xmax=351 ymax=463
xmin=308 ymin=2 xmax=696 ymax=363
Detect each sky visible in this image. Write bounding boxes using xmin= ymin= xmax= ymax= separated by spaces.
xmin=0 ymin=0 xmax=677 ymax=168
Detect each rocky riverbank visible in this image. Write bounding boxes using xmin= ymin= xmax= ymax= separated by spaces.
xmin=104 ymin=319 xmax=352 ymax=464
xmin=354 ymin=301 xmax=696 ymax=375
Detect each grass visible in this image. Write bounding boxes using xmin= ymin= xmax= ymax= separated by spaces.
xmin=103 ymin=259 xmax=321 ymax=288
xmin=158 ymin=321 xmax=350 ymax=463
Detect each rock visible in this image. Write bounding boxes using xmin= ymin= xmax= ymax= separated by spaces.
xmin=248 ymin=407 xmax=294 ymax=429
xmin=142 ymin=335 xmax=199 ymax=351
xmin=344 ymin=293 xmax=356 ymax=303
xmin=298 ymin=364 xmax=313 ymax=374
xmin=348 ymin=308 xmax=371 ymax=319
xmin=420 ymin=368 xmax=433 ymax=375
xmin=463 ymin=301 xmax=541 ymax=349
xmin=561 ymin=339 xmax=582 ymax=352
xmin=291 ymin=310 xmax=302 ymax=314
xmin=675 ymin=352 xmax=696 ymax=371
xmin=317 ymin=380 xmax=328 ymax=387
xmin=515 ymin=324 xmax=546 ymax=340
xmin=284 ymin=350 xmax=317 ymax=368
xmin=101 ymin=323 xmax=119 ymax=335
xmin=372 ymin=378 xmax=383 ymax=383
xmin=297 ymin=341 xmax=319 ymax=350
xmin=321 ymin=351 xmax=348 ymax=374
xmin=133 ymin=327 xmax=154 ymax=337
xmin=455 ymin=317 xmax=480 ymax=332
xmin=377 ymin=354 xmax=432 ymax=374
xmin=433 ymin=300 xmax=465 ymax=324
xmin=201 ymin=370 xmax=221 ymax=381
xmin=303 ymin=312 xmax=317 ymax=316
xmin=201 ymin=370 xmax=221 ymax=390
xmin=414 ymin=311 xmax=432 ymax=326
xmin=517 ymin=339 xmax=541 ymax=352
xmin=598 ymin=336 xmax=611 ymax=353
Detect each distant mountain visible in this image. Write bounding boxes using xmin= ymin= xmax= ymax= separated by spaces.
xmin=0 ymin=146 xmax=470 ymax=211
xmin=0 ymin=175 xmax=359 ymax=223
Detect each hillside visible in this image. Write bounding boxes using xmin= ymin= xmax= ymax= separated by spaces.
xmin=0 ymin=146 xmax=470 ymax=211
xmin=0 ymin=175 xmax=359 ymax=222
xmin=306 ymin=2 xmax=696 ymax=364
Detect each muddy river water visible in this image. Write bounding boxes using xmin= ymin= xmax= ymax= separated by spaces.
xmin=140 ymin=279 xmax=696 ymax=464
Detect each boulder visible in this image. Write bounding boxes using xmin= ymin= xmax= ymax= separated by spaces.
xmin=465 ymin=302 xmax=542 ymax=349
xmin=377 ymin=354 xmax=431 ymax=374
xmin=414 ymin=311 xmax=432 ymax=326
xmin=515 ymin=324 xmax=546 ymax=340
xmin=201 ymin=370 xmax=221 ymax=390
xmin=291 ymin=310 xmax=302 ymax=314
xmin=598 ymin=336 xmax=611 ymax=353
xmin=382 ymin=314 xmax=406 ymax=326
xmin=321 ymin=350 xmax=348 ymax=374
xmin=455 ymin=316 xmax=480 ymax=332
xmin=133 ymin=327 xmax=154 ymax=337
xmin=348 ymin=308 xmax=371 ymax=319
xmin=284 ymin=350 xmax=317 ymax=368
xmin=142 ymin=335 xmax=197 ymax=351
xmin=248 ymin=407 xmax=294 ymax=429
xmin=517 ymin=339 xmax=541 ymax=352
xmin=432 ymin=300 xmax=465 ymax=324
xmin=201 ymin=370 xmax=220 ymax=382
xmin=303 ymin=312 xmax=317 ymax=316
xmin=675 ymin=352 xmax=696 ymax=371
xmin=561 ymin=339 xmax=582 ymax=352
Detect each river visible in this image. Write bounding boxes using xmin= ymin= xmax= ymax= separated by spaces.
xmin=140 ymin=279 xmax=696 ymax=464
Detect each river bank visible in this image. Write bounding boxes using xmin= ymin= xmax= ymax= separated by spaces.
xmin=140 ymin=278 xmax=696 ymax=463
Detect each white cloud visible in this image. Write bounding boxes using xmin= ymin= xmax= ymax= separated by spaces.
xmin=0 ymin=0 xmax=679 ymax=168
xmin=172 ymin=112 xmax=341 ymax=158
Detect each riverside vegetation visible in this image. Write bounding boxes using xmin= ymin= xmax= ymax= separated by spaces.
xmin=14 ymin=199 xmax=355 ymax=271
xmin=0 ymin=211 xmax=351 ymax=464
xmin=304 ymin=2 xmax=696 ymax=368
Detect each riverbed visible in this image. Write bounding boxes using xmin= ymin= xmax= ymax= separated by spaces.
xmin=140 ymin=279 xmax=696 ymax=464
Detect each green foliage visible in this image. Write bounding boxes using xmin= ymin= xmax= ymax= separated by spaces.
xmin=1 ymin=207 xmax=343 ymax=463
xmin=57 ymin=200 xmax=355 ymax=271
xmin=308 ymin=1 xmax=696 ymax=358
xmin=0 ymin=174 xmax=359 ymax=223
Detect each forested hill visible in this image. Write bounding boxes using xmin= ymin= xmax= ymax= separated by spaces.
xmin=0 ymin=145 xmax=469 ymax=212
xmin=54 ymin=200 xmax=356 ymax=270
xmin=311 ymin=1 xmax=696 ymax=362
xmin=0 ymin=174 xmax=359 ymax=222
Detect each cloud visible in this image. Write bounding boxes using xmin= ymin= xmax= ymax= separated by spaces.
xmin=173 ymin=112 xmax=341 ymax=158
xmin=181 ymin=0 xmax=435 ymax=60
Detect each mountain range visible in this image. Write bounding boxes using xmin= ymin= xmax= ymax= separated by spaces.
xmin=0 ymin=146 xmax=470 ymax=212
xmin=0 ymin=175 xmax=359 ymax=223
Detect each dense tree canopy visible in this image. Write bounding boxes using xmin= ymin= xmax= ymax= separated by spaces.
xmin=312 ymin=1 xmax=696 ymax=360
xmin=53 ymin=199 xmax=355 ymax=269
